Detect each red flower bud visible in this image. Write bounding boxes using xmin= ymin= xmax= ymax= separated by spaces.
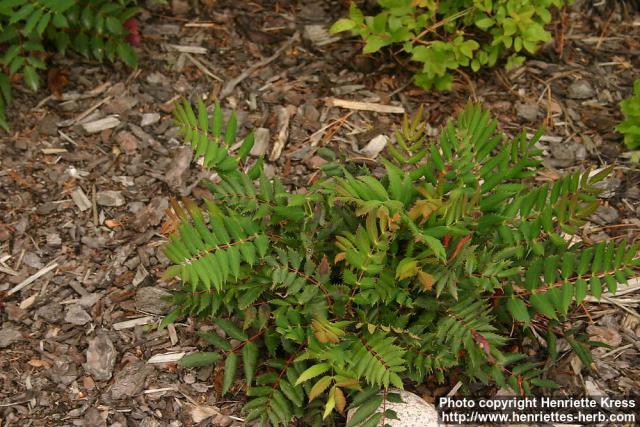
xmin=123 ymin=18 xmax=140 ymax=47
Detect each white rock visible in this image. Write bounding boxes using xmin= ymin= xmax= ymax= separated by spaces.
xmin=141 ymin=113 xmax=161 ymax=127
xmin=347 ymin=389 xmax=439 ymax=427
xmin=82 ymin=116 xmax=121 ymax=133
xmin=65 ymin=305 xmax=92 ymax=325
xmin=96 ymin=190 xmax=125 ymax=207
xmin=361 ymin=135 xmax=388 ymax=158
xmin=250 ymin=128 xmax=271 ymax=157
xmin=71 ymin=187 xmax=92 ymax=211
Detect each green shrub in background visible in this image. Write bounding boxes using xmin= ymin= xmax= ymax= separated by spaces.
xmin=616 ymin=79 xmax=640 ymax=150
xmin=0 ymin=0 xmax=141 ymax=130
xmin=331 ymin=0 xmax=566 ymax=90
xmin=162 ymin=100 xmax=638 ymax=426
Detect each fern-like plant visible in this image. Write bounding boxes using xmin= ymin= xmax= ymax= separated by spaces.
xmin=0 ymin=0 xmax=141 ymax=130
xmin=163 ymin=100 xmax=639 ymax=426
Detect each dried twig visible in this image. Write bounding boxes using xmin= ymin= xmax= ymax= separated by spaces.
xmin=112 ymin=316 xmax=155 ymax=330
xmin=8 ymin=262 xmax=58 ymax=295
xmin=167 ymin=44 xmax=207 ymax=54
xmin=184 ymin=53 xmax=223 ymax=82
xmin=269 ymin=106 xmax=292 ymax=161
xmin=219 ymin=32 xmax=300 ymax=99
xmin=326 ymin=98 xmax=405 ymax=114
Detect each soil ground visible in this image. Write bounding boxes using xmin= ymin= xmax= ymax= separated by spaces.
xmin=0 ymin=0 xmax=639 ymax=426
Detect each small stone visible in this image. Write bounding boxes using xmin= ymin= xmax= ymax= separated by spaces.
xmin=0 ymin=226 xmax=10 ymax=241
xmin=250 ymin=128 xmax=271 ymax=156
xmin=171 ymin=0 xmax=189 ymax=15
xmin=71 ymin=187 xmax=92 ymax=211
xmin=624 ymin=185 xmax=640 ymax=200
xmin=146 ymin=72 xmax=170 ymax=86
xmin=131 ymin=197 xmax=168 ymax=232
xmin=37 ymin=114 xmax=60 ymax=136
xmin=361 ymin=135 xmax=388 ymax=158
xmin=183 ymin=372 xmax=196 ymax=384
xmin=548 ymin=141 xmax=587 ymax=167
xmin=83 ymin=407 xmax=107 ymax=427
xmin=84 ymin=333 xmax=117 ymax=381
xmin=135 ymin=287 xmax=173 ymax=315
xmin=132 ymin=265 xmax=149 ymax=287
xmin=104 ymin=96 xmax=138 ymax=115
xmin=164 ymin=147 xmax=192 ymax=191
xmin=115 ymin=131 xmax=139 ymax=154
xmin=347 ymin=389 xmax=438 ymax=427
xmin=567 ymin=80 xmax=595 ymax=99
xmin=82 ymin=116 xmax=121 ymax=134
xmin=140 ymin=417 xmax=161 ymax=427
xmin=589 ymin=205 xmax=619 ymax=225
xmin=96 ymin=190 xmax=125 ymax=207
xmin=592 ymin=171 xmax=620 ymax=199
xmin=65 ymin=305 xmax=92 ymax=325
xmin=83 ymin=375 xmax=96 ymax=390
xmin=304 ymin=155 xmax=328 ymax=169
xmin=110 ymin=361 xmax=154 ymax=398
xmin=75 ymin=293 xmax=101 ymax=308
xmin=587 ymin=325 xmax=622 ymax=347
xmin=516 ymin=102 xmax=539 ymax=122
xmin=36 ymin=303 xmax=64 ymax=323
xmin=0 ymin=325 xmax=22 ymax=348
xmin=141 ymin=113 xmax=161 ymax=127
xmin=23 ymin=252 xmax=43 ymax=269
xmin=46 ymin=233 xmax=62 ymax=247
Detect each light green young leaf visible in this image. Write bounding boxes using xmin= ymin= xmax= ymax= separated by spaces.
xmin=330 ymin=18 xmax=355 ymax=33
xmin=294 ymin=363 xmax=331 ymax=386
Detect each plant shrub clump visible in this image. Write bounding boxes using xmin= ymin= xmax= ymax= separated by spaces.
xmin=330 ymin=0 xmax=566 ymax=90
xmin=164 ymin=100 xmax=638 ymax=426
xmin=616 ymin=79 xmax=640 ymax=150
xmin=0 ymin=0 xmax=141 ymax=130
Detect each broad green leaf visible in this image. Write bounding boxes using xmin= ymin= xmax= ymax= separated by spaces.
xmin=242 ymin=342 xmax=259 ymax=386
xmin=530 ymin=292 xmax=557 ymax=320
xmin=363 ymin=35 xmax=387 ymax=54
xmin=215 ymin=318 xmax=248 ymax=341
xmin=294 ymin=363 xmax=331 ymax=386
xmin=222 ymin=353 xmax=238 ymax=395
xmin=395 ymin=258 xmax=418 ymax=280
xmin=330 ymin=18 xmax=355 ymax=33
xmin=179 ymin=352 xmax=220 ymax=368
xmin=22 ymin=65 xmax=39 ymax=91
xmin=198 ymin=331 xmax=232 ymax=351
xmin=105 ymin=16 xmax=122 ymax=34
xmin=309 ymin=375 xmax=333 ymax=401
xmin=506 ymin=297 xmax=530 ymax=325
xmin=346 ymin=395 xmax=383 ymax=427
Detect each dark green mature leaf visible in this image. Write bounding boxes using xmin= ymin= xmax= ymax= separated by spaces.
xmin=22 ymin=65 xmax=39 ymax=91
xmin=242 ymin=342 xmax=259 ymax=386
xmin=215 ymin=318 xmax=248 ymax=341
xmin=347 ymin=395 xmax=383 ymax=427
xmin=198 ymin=331 xmax=232 ymax=351
xmin=179 ymin=352 xmax=220 ymax=368
xmin=222 ymin=353 xmax=238 ymax=395
xmin=507 ymin=297 xmax=530 ymax=325
xmin=530 ymin=292 xmax=557 ymax=320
